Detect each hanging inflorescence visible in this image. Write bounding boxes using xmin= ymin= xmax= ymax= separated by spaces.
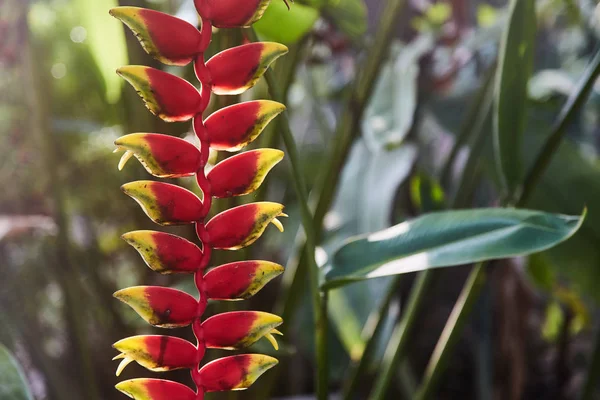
xmin=109 ymin=2 xmax=289 ymax=399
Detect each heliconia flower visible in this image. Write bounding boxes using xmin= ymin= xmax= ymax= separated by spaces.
xmin=113 ymin=335 xmax=197 ymax=375
xmin=202 ymin=311 xmax=282 ymax=350
xmin=204 ymin=260 xmax=284 ymax=300
xmin=114 ymin=286 xmax=198 ymax=328
xmin=194 ymin=0 xmax=270 ymax=28
xmin=207 ymin=149 xmax=284 ymax=197
xmin=117 ymin=66 xmax=202 ymax=122
xmin=202 ymin=100 xmax=285 ymax=151
xmin=206 ymin=43 xmax=288 ymax=95
xmin=198 ymin=354 xmax=279 ymax=392
xmin=122 ymin=181 xmax=203 ymax=225
xmin=205 ymin=202 xmax=286 ymax=250
xmin=122 ymin=231 xmax=203 ymax=274
xmin=111 ymin=2 xmax=287 ymax=396
xmin=109 ymin=7 xmax=202 ymax=66
xmin=116 ymin=379 xmax=196 ymax=400
xmin=115 ymin=133 xmax=201 ymax=178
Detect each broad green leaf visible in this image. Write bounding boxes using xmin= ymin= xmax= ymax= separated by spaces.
xmin=254 ymin=0 xmax=319 ymax=44
xmin=494 ymin=0 xmax=536 ymax=195
xmin=0 ymin=344 xmax=34 ymax=400
xmin=323 ymin=208 xmax=584 ymax=290
xmin=73 ymin=0 xmax=128 ymax=104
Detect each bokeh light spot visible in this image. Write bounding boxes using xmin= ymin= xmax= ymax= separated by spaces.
xmin=51 ymin=63 xmax=67 ymax=79
xmin=70 ymin=26 xmax=87 ymax=43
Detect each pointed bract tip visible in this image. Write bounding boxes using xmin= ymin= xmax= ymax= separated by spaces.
xmin=265 ymin=332 xmax=279 ymax=350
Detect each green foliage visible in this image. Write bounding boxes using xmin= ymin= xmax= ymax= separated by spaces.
xmin=324 ymin=208 xmax=584 ymax=289
xmin=494 ymin=0 xmax=536 ymax=195
xmin=529 ymin=138 xmax=600 ymax=302
xmin=254 ymin=0 xmax=319 ymax=44
xmin=0 ymin=344 xmax=33 ymax=400
xmin=323 ymin=0 xmax=367 ymax=41
xmin=7 ymin=0 xmax=600 ymax=398
xmin=73 ymin=0 xmax=128 ymax=104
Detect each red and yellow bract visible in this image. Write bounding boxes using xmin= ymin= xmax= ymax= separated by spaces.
xmin=121 ymin=230 xmax=204 ymax=274
xmin=110 ymin=2 xmax=288 ymax=399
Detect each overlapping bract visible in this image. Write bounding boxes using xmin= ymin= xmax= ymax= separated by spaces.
xmin=110 ymin=2 xmax=287 ymax=399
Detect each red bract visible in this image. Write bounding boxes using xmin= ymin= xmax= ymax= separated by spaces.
xmin=205 ymin=202 xmax=286 ymax=250
xmin=116 ymin=379 xmax=197 ymax=400
xmin=112 ymin=1 xmax=287 ymax=398
xmin=208 ymin=149 xmax=284 ymax=197
xmin=194 ymin=0 xmax=270 ymax=28
xmin=202 ymin=311 xmax=282 ymax=349
xmin=198 ymin=354 xmax=279 ymax=392
xmin=122 ymin=181 xmax=203 ymax=225
xmin=110 ymin=7 xmax=202 ymax=65
xmin=122 ymin=231 xmax=203 ymax=274
xmin=114 ymin=286 xmax=198 ymax=328
xmin=207 ymin=43 xmax=288 ymax=95
xmin=113 ymin=335 xmax=197 ymax=375
xmin=117 ymin=66 xmax=202 ymax=122
xmin=203 ymin=100 xmax=285 ymax=151
xmin=115 ymin=133 xmax=201 ymax=178
xmin=204 ymin=260 xmax=284 ymax=300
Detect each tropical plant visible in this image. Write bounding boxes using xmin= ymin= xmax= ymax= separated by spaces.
xmin=108 ymin=2 xmax=288 ymax=398
xmin=5 ymin=0 xmax=600 ymax=399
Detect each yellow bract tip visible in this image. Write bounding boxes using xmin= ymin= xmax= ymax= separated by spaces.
xmin=116 ymin=357 xmax=134 ymax=376
xmin=271 ymin=218 xmax=284 ymax=232
xmin=118 ymin=150 xmax=134 ymax=171
xmin=265 ymin=332 xmax=279 ymax=351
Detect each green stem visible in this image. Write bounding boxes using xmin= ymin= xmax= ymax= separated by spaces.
xmin=415 ymin=47 xmax=600 ymax=400
xmin=450 ymin=88 xmax=494 ymax=207
xmin=368 ymin=271 xmax=435 ymax=400
xmin=520 ymin=48 xmax=600 ymax=205
xmin=255 ymin=1 xmax=406 ymax=396
xmin=365 ymin=61 xmax=495 ymax=400
xmin=341 ymin=277 xmax=402 ymax=400
xmin=580 ymin=324 xmax=600 ymax=400
xmin=311 ymin=0 xmax=407 ymax=231
xmin=440 ymin=63 xmax=497 ymax=187
xmin=247 ymin=27 xmax=325 ymax=399
xmin=275 ymin=0 xmax=407 ymax=353
xmin=415 ymin=263 xmax=486 ymax=400
xmin=317 ymin=291 xmax=330 ymax=399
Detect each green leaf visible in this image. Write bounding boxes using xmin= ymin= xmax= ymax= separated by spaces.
xmin=254 ymin=0 xmax=319 ymax=44
xmin=0 ymin=344 xmax=33 ymax=400
xmin=323 ymin=0 xmax=367 ymax=40
xmin=527 ymin=137 xmax=600 ymax=303
xmin=73 ymin=0 xmax=128 ymax=104
xmin=494 ymin=0 xmax=536 ymax=195
xmin=323 ymin=208 xmax=584 ymax=290
xmin=328 ymin=290 xmax=365 ymax=360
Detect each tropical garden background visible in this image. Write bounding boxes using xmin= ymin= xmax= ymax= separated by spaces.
xmin=2 ymin=0 xmax=600 ymax=399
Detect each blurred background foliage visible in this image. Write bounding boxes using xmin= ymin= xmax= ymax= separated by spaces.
xmin=2 ymin=0 xmax=600 ymax=398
